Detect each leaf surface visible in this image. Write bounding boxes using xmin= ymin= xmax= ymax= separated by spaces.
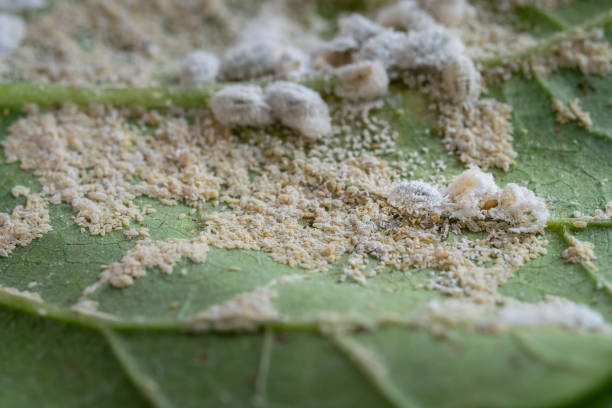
xmin=1 ymin=1 xmax=612 ymax=407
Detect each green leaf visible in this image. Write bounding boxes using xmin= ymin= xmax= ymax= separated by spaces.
xmin=1 ymin=1 xmax=612 ymax=407
xmin=0 ymin=308 xmax=148 ymax=408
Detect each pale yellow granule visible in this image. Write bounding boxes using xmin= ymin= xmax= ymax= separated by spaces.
xmin=529 ymin=29 xmax=612 ymax=76
xmin=562 ymin=237 xmax=596 ymax=264
xmin=83 ymin=236 xmax=208 ymax=295
xmin=0 ymin=194 xmax=51 ymax=257
xmin=123 ymin=227 xmax=149 ymax=240
xmin=7 ymin=107 xmax=549 ymax=298
xmin=483 ymin=29 xmax=612 ymax=82
xmin=10 ymin=185 xmax=30 ymax=197
xmin=4 ymin=105 xmax=219 ymax=236
xmin=551 ymin=98 xmax=592 ymax=129
xmin=427 ymin=233 xmax=548 ymax=296
xmin=439 ymin=99 xmax=516 ymax=171
xmin=192 ymin=287 xmax=281 ymax=330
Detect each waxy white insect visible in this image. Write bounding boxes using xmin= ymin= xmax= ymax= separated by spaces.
xmin=446 ymin=166 xmax=499 ymax=219
xmin=354 ymin=30 xmax=409 ymax=68
xmin=376 ymin=0 xmax=437 ymax=32
xmin=442 ymin=54 xmax=482 ymax=104
xmin=490 ymin=183 xmax=549 ymax=233
xmin=265 ymin=81 xmax=332 ymax=139
xmin=180 ymin=50 xmax=219 ymax=86
xmin=0 ymin=13 xmax=25 ymax=57
xmin=337 ymin=14 xmax=385 ymax=45
xmin=419 ymin=0 xmax=473 ymax=27
xmin=220 ymin=41 xmax=281 ymax=80
xmin=397 ymin=27 xmax=465 ymax=70
xmin=388 ymin=181 xmax=445 ymax=215
xmin=210 ymin=85 xmax=273 ymax=127
xmin=276 ymin=46 xmax=311 ymax=81
xmin=335 ymin=60 xmax=389 ymax=100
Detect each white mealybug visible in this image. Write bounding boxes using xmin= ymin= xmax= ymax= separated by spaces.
xmin=179 ymin=51 xmax=219 ymax=86
xmin=265 ymin=81 xmax=332 ymax=140
xmin=388 ymin=181 xmax=444 ymax=215
xmin=376 ymin=0 xmax=437 ymax=32
xmin=319 ymin=36 xmax=359 ymax=67
xmin=210 ymin=85 xmax=273 ymax=127
xmin=335 ymin=60 xmax=389 ymax=100
xmin=418 ymin=0 xmax=473 ymax=27
xmin=396 ymin=27 xmax=465 ymax=70
xmin=0 ymin=0 xmax=45 ymax=12
xmin=276 ymin=46 xmax=311 ymax=81
xmin=354 ymin=30 xmax=409 ymax=69
xmin=337 ymin=14 xmax=385 ymax=45
xmin=446 ymin=166 xmax=499 ymax=219
xmin=442 ymin=54 xmax=481 ymax=104
xmin=0 ymin=13 xmax=25 ymax=57
xmin=220 ymin=41 xmax=281 ymax=80
xmin=489 ymin=183 xmax=549 ymax=233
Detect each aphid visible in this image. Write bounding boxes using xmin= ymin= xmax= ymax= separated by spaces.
xmin=337 ymin=14 xmax=385 ymax=45
xmin=265 ymin=81 xmax=332 ymax=140
xmin=354 ymin=30 xmax=409 ymax=69
xmin=418 ymin=0 xmax=473 ymax=27
xmin=209 ymin=85 xmax=273 ymax=127
xmin=0 ymin=13 xmax=25 ymax=57
xmin=376 ymin=0 xmax=437 ymax=32
xmin=179 ymin=50 xmax=219 ymax=86
xmin=489 ymin=183 xmax=549 ymax=233
xmin=442 ymin=54 xmax=481 ymax=104
xmin=335 ymin=60 xmax=389 ymax=100
xmin=446 ymin=166 xmax=499 ymax=219
xmin=388 ymin=180 xmax=444 ymax=215
xmin=220 ymin=40 xmax=281 ymax=80
xmin=396 ymin=27 xmax=465 ymax=70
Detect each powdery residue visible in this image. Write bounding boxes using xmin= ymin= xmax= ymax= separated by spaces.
xmin=0 ymin=193 xmax=51 ymax=257
xmin=70 ymin=298 xmax=117 ymax=320
xmin=498 ymin=296 xmax=606 ymax=331
xmin=3 ymin=105 xmax=220 ymax=236
xmin=82 ymin=236 xmax=208 ymax=296
xmin=486 ymin=29 xmax=612 ymax=81
xmin=529 ymin=29 xmax=612 ymax=77
xmin=0 ymin=284 xmax=43 ymax=302
xmin=193 ymin=287 xmax=281 ymax=330
xmin=416 ymin=295 xmax=608 ymax=332
xmin=439 ymin=99 xmax=516 ymax=171
xmin=7 ymin=107 xmax=550 ymax=298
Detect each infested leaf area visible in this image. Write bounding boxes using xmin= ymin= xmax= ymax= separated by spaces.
xmin=1 ymin=1 xmax=612 ymax=407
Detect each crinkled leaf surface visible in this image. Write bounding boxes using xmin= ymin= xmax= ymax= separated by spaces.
xmin=1 ymin=1 xmax=612 ymax=407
